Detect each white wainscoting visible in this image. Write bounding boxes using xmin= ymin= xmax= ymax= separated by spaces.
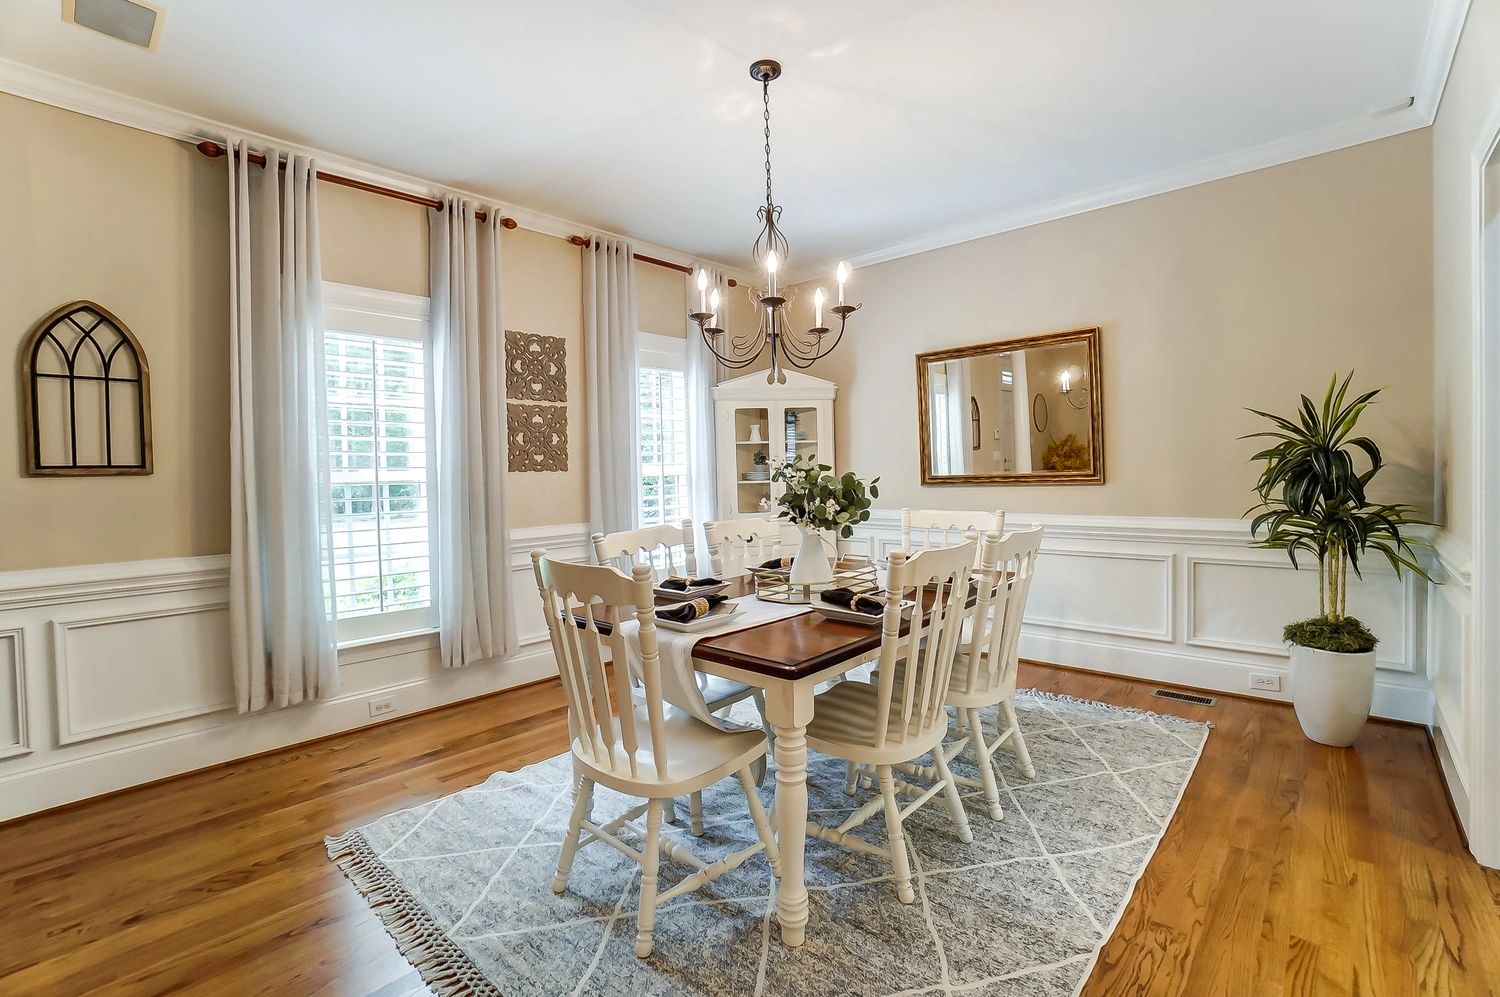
xmin=848 ymin=512 xmax=1434 ymax=724
xmin=0 ymin=523 xmax=592 ymax=822
xmin=1427 ymin=533 xmax=1474 ymax=839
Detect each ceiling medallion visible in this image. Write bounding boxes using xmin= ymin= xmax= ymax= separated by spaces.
xmin=691 ymin=59 xmax=860 ymax=385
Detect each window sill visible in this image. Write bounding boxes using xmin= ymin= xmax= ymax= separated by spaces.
xmin=337 ymin=625 xmax=440 ymax=666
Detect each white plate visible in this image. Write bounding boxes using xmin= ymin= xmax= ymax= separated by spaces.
xmin=813 ymin=598 xmax=915 ymax=625
xmin=654 ymin=581 xmax=730 ymax=601
xmin=656 ymin=601 xmax=742 ymax=633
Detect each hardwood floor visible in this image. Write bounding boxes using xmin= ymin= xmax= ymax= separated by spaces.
xmin=0 ymin=663 xmax=1495 ymax=996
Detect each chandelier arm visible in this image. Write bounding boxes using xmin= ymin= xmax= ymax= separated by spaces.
xmin=699 ymin=326 xmax=766 ymax=369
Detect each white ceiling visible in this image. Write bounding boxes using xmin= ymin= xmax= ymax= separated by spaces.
xmin=0 ymin=1 xmax=1465 ymax=276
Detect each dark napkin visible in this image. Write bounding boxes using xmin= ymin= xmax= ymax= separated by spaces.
xmin=756 ymin=556 xmax=795 ymax=570
xmin=820 ymin=587 xmax=888 ymax=616
xmin=659 ymin=575 xmax=724 ymax=591
xmin=657 ymin=594 xmax=728 ymax=624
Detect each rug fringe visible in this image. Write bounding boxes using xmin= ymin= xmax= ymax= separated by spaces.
xmin=1019 ymin=688 xmax=1216 ymax=729
xmin=325 ymin=830 xmax=502 ymax=997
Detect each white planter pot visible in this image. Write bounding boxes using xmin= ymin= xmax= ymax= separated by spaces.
xmin=1289 ymin=644 xmax=1376 ymax=747
xmin=788 ymin=526 xmax=834 ymax=587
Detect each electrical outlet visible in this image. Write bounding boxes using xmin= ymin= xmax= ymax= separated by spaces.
xmin=1250 ymin=673 xmax=1282 ymax=693
xmin=368 ymin=697 xmax=396 ymax=718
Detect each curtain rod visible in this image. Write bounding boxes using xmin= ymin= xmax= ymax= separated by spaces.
xmin=192 ymin=140 xmax=733 ymax=284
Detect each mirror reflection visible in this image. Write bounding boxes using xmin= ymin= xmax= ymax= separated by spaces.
xmin=916 ymin=328 xmax=1103 ymax=485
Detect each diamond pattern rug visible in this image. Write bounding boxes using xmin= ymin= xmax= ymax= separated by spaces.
xmin=327 ymin=688 xmax=1210 ymax=997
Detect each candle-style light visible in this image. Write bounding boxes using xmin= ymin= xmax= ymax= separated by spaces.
xmin=689 ymin=59 xmax=863 ymax=384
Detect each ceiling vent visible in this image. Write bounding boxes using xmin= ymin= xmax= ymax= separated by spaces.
xmin=62 ymin=0 xmax=164 ymax=51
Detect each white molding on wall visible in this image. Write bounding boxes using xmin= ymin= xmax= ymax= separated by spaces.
xmin=1183 ymin=555 xmax=1420 ymax=673
xmin=1415 ymin=0 xmax=1474 ymax=121
xmin=0 ymin=628 xmax=29 ymax=761
xmin=51 ymin=603 xmax=233 ymax=745
xmin=0 ymin=57 xmax=755 ymax=288
xmin=1023 ymin=549 xmax=1175 ymax=643
xmin=0 ymin=523 xmax=593 ymax=822
xmin=787 ymin=0 xmax=1472 ymax=285
xmin=850 ymin=511 xmax=1433 ymax=724
xmin=0 ymin=555 xmax=228 ymax=612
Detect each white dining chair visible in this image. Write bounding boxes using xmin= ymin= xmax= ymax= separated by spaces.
xmin=531 ymin=552 xmax=780 ymax=958
xmin=593 ymin=520 xmax=772 ymax=833
xmin=593 ymin=522 xmax=696 ymax=584
xmin=889 ymin=526 xmax=1044 ymax=820
xmin=703 ymin=517 xmax=785 ymax=576
xmin=802 ymin=540 xmax=978 ymax=904
xmin=900 ymin=508 xmax=1005 ymax=557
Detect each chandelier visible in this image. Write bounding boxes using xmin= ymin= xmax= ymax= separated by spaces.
xmin=691 ymin=59 xmax=860 ymax=385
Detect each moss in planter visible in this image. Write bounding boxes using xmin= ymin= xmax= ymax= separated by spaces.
xmin=1283 ymin=615 xmax=1379 ymax=654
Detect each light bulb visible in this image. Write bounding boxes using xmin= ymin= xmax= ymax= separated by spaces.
xmin=814 ymin=287 xmax=825 ymax=327
xmin=836 ymin=261 xmax=850 ymax=304
xmin=766 ymin=251 xmax=779 ymax=275
xmin=695 ymin=268 xmax=707 ymax=312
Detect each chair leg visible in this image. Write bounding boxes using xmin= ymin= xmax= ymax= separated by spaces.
xmin=967 ymin=707 xmax=1004 ymax=820
xmin=932 ymin=742 xmax=974 ymax=844
xmin=877 ymin=765 xmax=915 ymax=904
xmin=752 ymin=690 xmax=775 ymax=754
xmin=1002 ymin=698 xmax=1037 ymax=779
xmin=552 ymin=773 xmax=594 ymax=893
xmin=689 ymin=791 xmax=705 ymax=837
xmin=845 ymin=761 xmax=861 ymax=797
xmin=635 ymin=799 xmax=664 ymax=958
xmin=738 ymin=767 xmax=781 ymax=878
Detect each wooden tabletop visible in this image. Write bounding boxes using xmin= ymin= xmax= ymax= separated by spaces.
xmin=573 ymin=565 xmax=943 ymax=682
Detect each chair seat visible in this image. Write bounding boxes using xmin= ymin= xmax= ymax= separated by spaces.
xmin=699 ymin=674 xmax=757 ymax=711
xmin=575 ymin=706 xmax=767 ymax=798
xmin=804 ymin=680 xmax=948 ymax=765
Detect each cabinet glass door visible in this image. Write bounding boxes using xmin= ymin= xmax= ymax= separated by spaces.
xmin=731 ymin=406 xmax=772 ymax=516
xmin=782 ymin=406 xmax=823 ymax=466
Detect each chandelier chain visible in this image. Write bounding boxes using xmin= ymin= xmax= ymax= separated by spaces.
xmin=763 ymin=80 xmax=774 ymax=208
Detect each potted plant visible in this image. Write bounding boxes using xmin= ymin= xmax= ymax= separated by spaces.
xmin=749 ymin=449 xmax=769 ymax=480
xmin=1245 ymin=373 xmax=1434 ymax=746
xmin=770 ymin=453 xmax=878 ymax=586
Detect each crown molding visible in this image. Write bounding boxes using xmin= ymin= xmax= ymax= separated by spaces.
xmin=0 ymin=56 xmax=755 ymax=285
xmin=1414 ymin=0 xmax=1472 ymax=121
xmin=785 ymin=0 xmax=1469 ymax=285
xmin=786 ymin=103 xmax=1429 ymax=283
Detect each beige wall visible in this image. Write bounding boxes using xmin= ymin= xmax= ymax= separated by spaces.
xmin=0 ymin=92 xmax=230 ymax=570
xmin=0 ymin=93 xmax=728 ymax=564
xmin=1432 ymin=0 xmax=1500 ymax=548
xmin=797 ymin=129 xmax=1434 ymax=519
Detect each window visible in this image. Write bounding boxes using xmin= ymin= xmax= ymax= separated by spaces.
xmin=637 ymin=333 xmax=692 ymax=528
xmin=323 ymin=284 xmax=436 ymax=643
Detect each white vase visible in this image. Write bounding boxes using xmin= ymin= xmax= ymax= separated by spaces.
xmin=1289 ymin=644 xmax=1376 ymax=747
xmin=788 ymin=526 xmax=834 ymax=587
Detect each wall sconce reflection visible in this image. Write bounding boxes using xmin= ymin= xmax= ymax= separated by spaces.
xmin=1059 ymin=365 xmax=1089 ymax=410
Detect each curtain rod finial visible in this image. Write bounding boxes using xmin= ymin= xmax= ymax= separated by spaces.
xmin=196 ymin=140 xmax=226 ymax=158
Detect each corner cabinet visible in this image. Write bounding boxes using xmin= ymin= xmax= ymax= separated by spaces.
xmin=713 ymin=370 xmax=838 ymax=519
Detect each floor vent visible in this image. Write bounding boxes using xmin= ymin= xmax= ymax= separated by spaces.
xmin=1153 ymin=688 xmax=1216 ymax=707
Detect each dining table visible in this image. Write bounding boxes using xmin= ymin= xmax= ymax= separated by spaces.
xmin=571 ymin=561 xmax=949 ymax=949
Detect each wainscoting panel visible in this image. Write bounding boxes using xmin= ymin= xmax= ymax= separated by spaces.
xmin=846 ymin=512 xmax=1433 ymax=725
xmin=1427 ymin=535 xmax=1474 ymax=837
xmin=52 ymin=602 xmax=233 ymax=745
xmin=0 ymin=526 xmax=592 ymax=822
xmin=1025 ymin=549 xmax=1174 ymax=642
xmin=1186 ymin=556 xmax=1414 ymax=671
xmin=0 ymin=629 xmax=27 ymax=760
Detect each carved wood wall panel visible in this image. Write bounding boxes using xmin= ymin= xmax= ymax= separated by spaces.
xmin=504 ymin=330 xmax=566 ymax=402
xmin=507 ymin=403 xmax=568 ymax=472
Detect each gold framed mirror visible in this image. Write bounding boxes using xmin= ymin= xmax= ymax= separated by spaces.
xmin=915 ymin=327 xmax=1103 ymax=485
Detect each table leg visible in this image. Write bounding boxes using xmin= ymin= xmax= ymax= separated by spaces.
xmin=764 ymin=681 xmax=815 ymax=947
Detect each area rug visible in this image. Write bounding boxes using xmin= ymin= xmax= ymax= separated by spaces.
xmin=327 ymin=688 xmax=1210 ymax=997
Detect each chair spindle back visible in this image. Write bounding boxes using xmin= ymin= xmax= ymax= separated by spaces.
xmin=703 ymin=517 xmax=784 ymax=576
xmin=952 ymin=526 xmax=1044 ymax=698
xmin=592 ymin=522 xmax=695 ymax=585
